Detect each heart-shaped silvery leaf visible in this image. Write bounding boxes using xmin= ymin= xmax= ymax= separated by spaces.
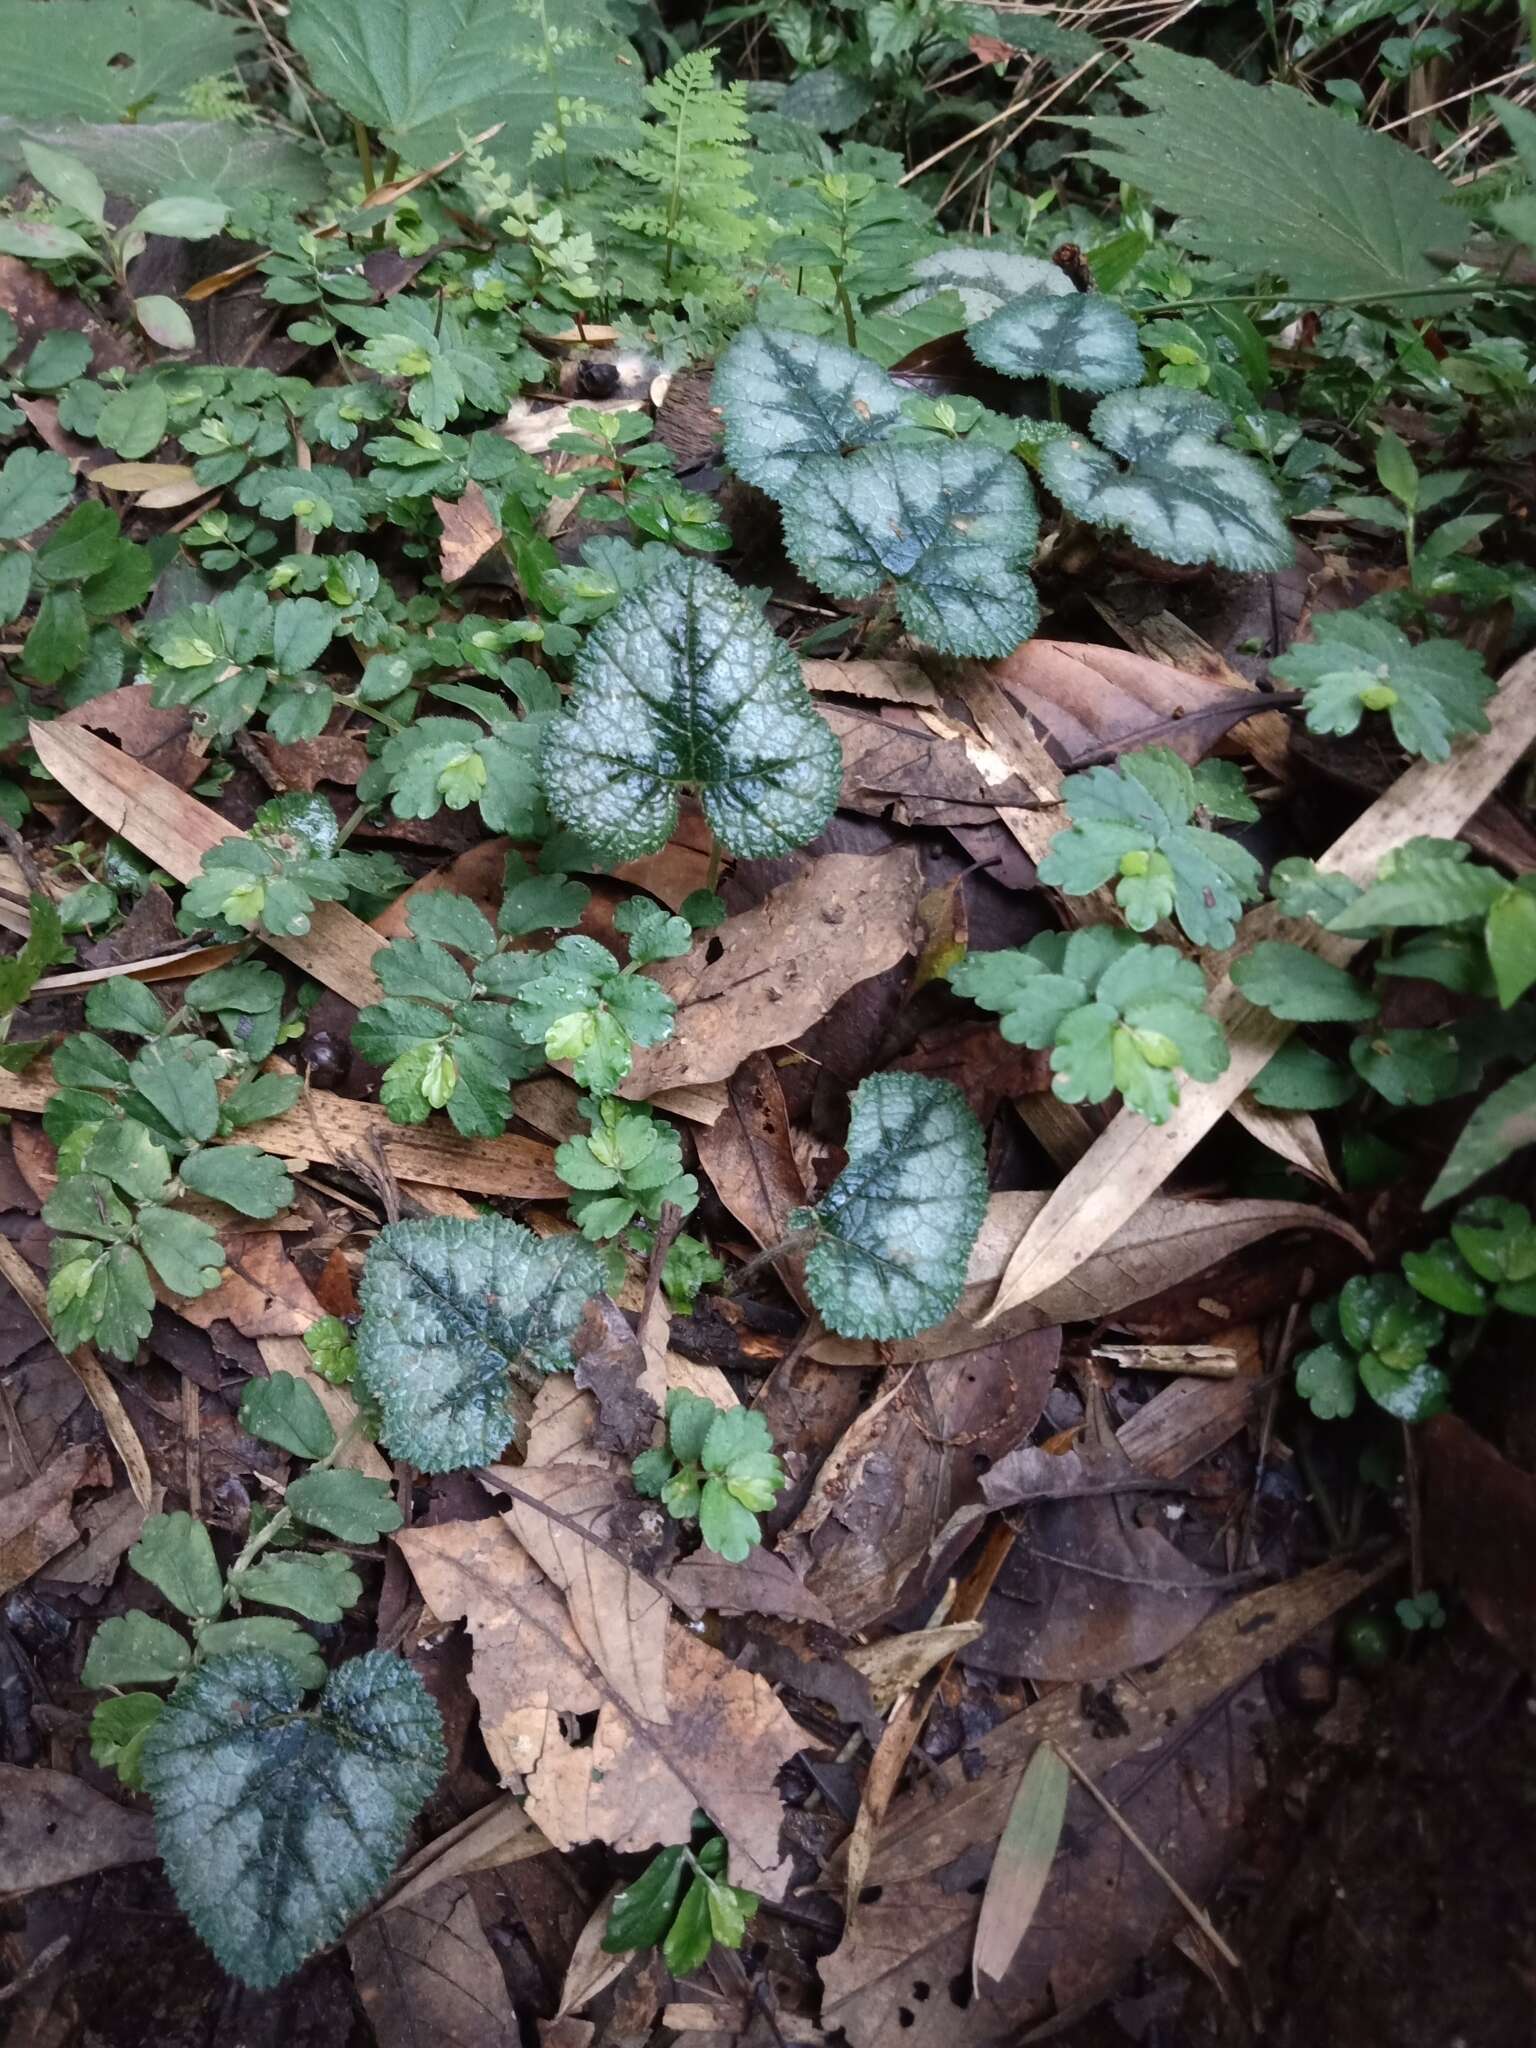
xmin=140 ymin=1649 xmax=443 ymax=1989
xmin=542 ymin=555 xmax=842 ymax=862
xmin=969 ymin=289 xmax=1143 ymax=394
xmin=712 ymin=327 xmax=905 ymax=496
xmin=890 ymin=244 xmax=1074 ymax=322
xmin=1039 ymin=387 xmax=1292 ymax=570
xmin=779 ymin=442 xmax=1040 ymax=657
xmin=797 ymin=1072 xmax=988 ymax=1340
xmin=356 ymin=1216 xmax=605 ymax=1470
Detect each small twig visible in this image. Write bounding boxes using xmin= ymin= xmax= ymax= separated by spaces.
xmin=182 ymin=1374 xmax=202 ymax=1517
xmin=1029 ymin=1548 xmax=1270 ymax=1593
xmin=639 ymin=1200 xmax=685 ymax=1332
xmin=0 ymin=818 xmax=52 ymax=902
xmin=1060 ymin=692 xmax=1305 ymax=771
xmin=1049 ymin=1741 xmax=1243 ymax=1971
xmin=0 ymin=1367 xmax=40 ymax=1481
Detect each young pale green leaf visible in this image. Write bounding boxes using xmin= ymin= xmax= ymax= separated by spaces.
xmin=130 ymin=1512 xmax=225 ymax=1622
xmin=239 ymin=1374 xmax=337 ymax=1462
xmin=800 ymin=1073 xmax=988 ymax=1340
xmin=969 ymin=289 xmax=1142 ymax=394
xmin=1039 ymin=387 xmax=1291 ymax=571
xmin=90 ymin=1692 xmax=163 ymax=1789
xmin=543 ymin=555 xmax=841 ymax=861
xmin=286 ymin=1469 xmax=403 ymax=1543
xmin=141 ymin=1649 xmax=444 ymax=1989
xmin=697 ymin=1480 xmax=762 ymax=1563
xmin=1272 ymin=612 xmax=1494 ymax=763
xmin=712 ymin=327 xmax=905 ymax=496
xmin=779 ymin=442 xmax=1040 ymax=657
xmin=1230 ymin=941 xmax=1378 ymax=1023
xmin=890 ymin=244 xmax=1074 ymax=323
xmin=1038 ymin=745 xmax=1263 ymax=948
xmin=1295 ymin=1340 xmax=1357 ymax=1421
xmin=83 ymin=1611 xmax=193 ymax=1688
xmin=1076 ymin=43 xmax=1466 ymax=305
xmin=356 ymin=1217 xmax=606 ymax=1471
xmin=236 ymin=1550 xmax=364 ymax=1622
xmin=195 ymin=1617 xmax=328 ymax=1692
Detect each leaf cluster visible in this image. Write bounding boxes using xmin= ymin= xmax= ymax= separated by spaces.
xmin=602 ymin=1831 xmax=758 ymax=1977
xmin=633 ymin=1390 xmax=785 ymax=1561
xmin=179 ymin=793 xmax=405 ymax=941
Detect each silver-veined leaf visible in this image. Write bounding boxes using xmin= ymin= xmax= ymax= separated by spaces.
xmin=798 ymin=1073 xmax=988 ymax=1340
xmin=542 ymin=555 xmax=842 ymax=861
xmin=140 ymin=1650 xmax=444 ymax=1989
xmin=356 ymin=1216 xmax=605 ymax=1471
xmin=779 ymin=442 xmax=1040 ymax=657
xmin=969 ymin=290 xmax=1143 ymax=394
xmin=1038 ymin=387 xmax=1292 ymax=571
xmin=711 ymin=326 xmax=904 ymax=496
xmin=889 ymin=243 xmax=1074 ymax=323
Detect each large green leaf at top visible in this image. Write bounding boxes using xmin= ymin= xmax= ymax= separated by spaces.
xmin=0 ymin=0 xmax=251 ymax=123
xmin=542 ymin=556 xmax=842 ymax=863
xmin=1076 ymin=43 xmax=1467 ymax=306
xmin=780 ymin=442 xmax=1040 ymax=657
xmin=140 ymin=1650 xmax=443 ymax=1990
xmin=711 ymin=327 xmax=905 ymax=497
xmin=1039 ymin=387 xmax=1292 ymax=572
xmin=356 ymin=1216 xmax=605 ymax=1471
xmin=289 ymin=0 xmax=638 ymax=169
xmin=969 ymin=289 xmax=1143 ymax=395
xmin=889 ymin=243 xmax=1074 ymax=323
xmin=0 ymin=121 xmax=328 ymax=204
xmin=797 ymin=1073 xmax=988 ymax=1341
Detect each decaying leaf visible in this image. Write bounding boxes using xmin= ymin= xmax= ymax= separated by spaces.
xmin=0 ymin=1762 xmax=156 ymax=1895
xmin=395 ymin=1514 xmax=807 ymax=1897
xmin=433 ymin=478 xmax=502 ymax=583
xmin=349 ymin=1878 xmax=519 ymax=2048
xmin=0 ymin=1442 xmax=105 ymax=1596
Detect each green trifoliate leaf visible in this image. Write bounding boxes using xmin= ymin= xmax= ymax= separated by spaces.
xmin=498 ymin=857 xmax=590 ymax=940
xmin=1038 ymin=745 xmax=1263 ymax=948
xmin=239 ymin=1374 xmax=337 ymax=1462
xmin=1248 ymin=1041 xmax=1355 ymax=1113
xmin=286 ymin=1468 xmax=403 ymax=1543
xmin=140 ymin=1649 xmax=444 ymax=1989
xmin=178 ymin=1146 xmax=295 ymax=1219
xmin=1272 ymin=611 xmax=1494 ymax=763
xmin=665 ymin=1387 xmax=719 ymax=1466
xmin=1327 ymin=845 xmax=1505 ymax=935
xmin=403 ymin=891 xmax=497 ymax=959
xmin=891 ymin=243 xmax=1074 ymax=322
xmin=128 ymin=1037 xmax=222 ymax=1145
xmin=236 ymin=1550 xmax=363 ymax=1622
xmin=970 ymin=289 xmax=1142 ymax=393
xmin=84 ymin=977 xmax=166 ymax=1039
xmin=137 ymin=1203 xmax=226 ymax=1298
xmin=83 ymin=1612 xmax=193 ymax=1688
xmin=1350 ymin=1028 xmax=1460 ymax=1107
xmin=1359 ymin=1354 xmax=1449 ymax=1422
xmin=0 ymin=892 xmax=70 ymax=1014
xmin=697 ymin=1480 xmax=762 ymax=1562
xmin=1039 ymin=387 xmax=1292 ymax=571
xmin=84 ymin=1118 xmax=173 ymax=1204
xmin=798 ymin=1073 xmax=988 ymax=1341
xmin=356 ymin=1217 xmax=606 ymax=1472
xmin=711 ymin=326 xmax=905 ymax=496
xmin=372 ymin=716 xmax=549 ymax=837
xmin=1231 ymin=941 xmax=1378 ymax=1023
xmin=779 ymin=442 xmax=1040 ymax=657
xmin=542 ymin=556 xmax=841 ymax=862
xmin=131 ymin=1511 xmax=225 ymax=1621
xmin=614 ymin=895 xmax=693 ymax=966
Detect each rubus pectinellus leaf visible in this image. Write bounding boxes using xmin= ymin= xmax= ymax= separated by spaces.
xmin=795 ymin=1072 xmax=988 ymax=1340
xmin=356 ymin=1216 xmax=605 ymax=1471
xmin=890 ymin=243 xmax=1075 ymax=323
xmin=712 ymin=326 xmax=905 ymax=496
xmin=969 ymin=289 xmax=1143 ymax=394
xmin=139 ymin=1649 xmax=444 ymax=1990
xmin=779 ymin=441 xmax=1040 ymax=657
xmin=1039 ymin=387 xmax=1292 ymax=572
xmin=1271 ymin=610 xmax=1494 ymax=763
xmin=542 ymin=555 xmax=842 ymax=862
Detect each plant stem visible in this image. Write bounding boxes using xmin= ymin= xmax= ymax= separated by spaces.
xmin=1048 ymin=379 xmax=1063 ymax=423
xmin=834 ymin=271 xmax=857 ymax=348
xmin=354 ymin=120 xmax=377 ymax=197
xmin=1153 ymin=281 xmax=1524 ymax=317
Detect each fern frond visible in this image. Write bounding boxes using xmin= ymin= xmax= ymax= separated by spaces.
xmin=616 ymin=51 xmax=757 ymax=284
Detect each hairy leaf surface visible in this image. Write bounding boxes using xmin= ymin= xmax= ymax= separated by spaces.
xmin=140 ymin=1650 xmax=444 ymax=1989
xmin=712 ymin=327 xmax=905 ymax=496
xmin=970 ymin=290 xmax=1142 ymax=393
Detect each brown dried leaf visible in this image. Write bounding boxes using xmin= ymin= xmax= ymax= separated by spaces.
xmin=663 ymin=1546 xmax=835 ymax=1627
xmin=824 ymin=703 xmax=1042 ymax=826
xmin=57 ymin=682 xmax=201 ymax=790
xmin=623 ymin=849 xmax=921 ymax=1098
xmin=982 ymin=650 xmax=1536 ymax=1321
xmin=803 ymin=656 xmax=941 ymax=709
xmin=845 ymin=1621 xmax=984 ymax=1707
xmin=0 ymin=1764 xmax=155 ymax=1894
xmin=571 ymin=1294 xmax=660 ymax=1457
xmin=173 ymin=1229 xmax=323 ymax=1339
xmin=555 ymin=1885 xmax=629 ymax=2019
xmin=349 ymin=1878 xmax=519 ymax=2048
xmin=395 ymin=1516 xmax=805 ymax=1896
xmin=0 ymin=1443 xmax=104 ymax=1595
xmin=434 ymin=479 xmax=503 ymax=583
xmin=1423 ymin=1413 xmax=1536 ymax=1668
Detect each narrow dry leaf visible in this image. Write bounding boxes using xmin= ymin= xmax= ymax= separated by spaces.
xmin=845 ymin=1622 xmax=984 ymax=1708
xmin=555 ymin=1885 xmax=630 ymax=2019
xmin=32 ymin=942 xmax=243 ymax=995
xmin=377 ymin=1795 xmax=549 ymax=1917
xmin=349 ymin=1878 xmax=519 ymax=2048
xmin=802 ymin=656 xmax=941 ymax=709
xmin=971 ymin=1742 xmax=1070 ymax=1993
xmin=434 ymin=479 xmax=503 ymax=583
xmin=395 ymin=1516 xmax=805 ymax=1897
xmin=1117 ymin=1374 xmax=1264 ymax=1482
xmin=1094 ymin=1344 xmax=1238 ymax=1377
xmin=28 ymin=719 xmax=386 ymax=1008
xmin=980 ymin=650 xmax=1536 ymax=1321
xmin=810 ymin=1191 xmax=1367 ymax=1367
xmin=87 ymin=461 xmax=198 ymax=493
xmin=624 ymin=849 xmax=922 ymax=1097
